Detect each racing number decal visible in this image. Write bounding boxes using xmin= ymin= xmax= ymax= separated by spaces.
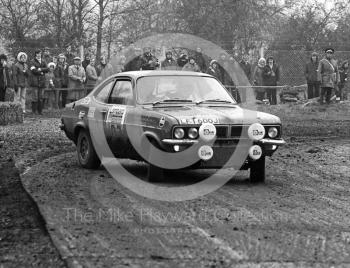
xmin=106 ymin=105 xmax=127 ymax=137
xmin=107 ymin=105 xmax=126 ymax=125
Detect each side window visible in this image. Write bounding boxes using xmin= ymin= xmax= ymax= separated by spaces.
xmin=108 ymin=80 xmax=134 ymax=105
xmin=94 ymin=80 xmax=115 ymax=103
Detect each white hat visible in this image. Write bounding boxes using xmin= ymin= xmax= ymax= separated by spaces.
xmin=48 ymin=62 xmax=56 ymax=69
xmin=17 ymin=52 xmax=28 ymax=62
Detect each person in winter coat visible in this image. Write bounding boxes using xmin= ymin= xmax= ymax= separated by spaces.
xmin=194 ymin=47 xmax=207 ymax=72
xmin=44 ymin=62 xmax=58 ymax=110
xmin=305 ymin=52 xmax=321 ymax=99
xmin=338 ymin=60 xmax=349 ymax=101
xmin=29 ymin=50 xmax=49 ymax=114
xmin=54 ymin=54 xmax=69 ymax=108
xmin=0 ymin=54 xmax=11 ymax=102
xmin=12 ymin=52 xmax=29 ymax=112
xmin=161 ymin=51 xmax=178 ymax=70
xmin=96 ymin=56 xmax=114 ymax=83
xmin=141 ymin=48 xmax=159 ymax=70
xmin=262 ymin=56 xmax=280 ymax=105
xmin=124 ymin=47 xmax=143 ymax=71
xmin=82 ymin=54 xmax=91 ymax=70
xmin=252 ymin=58 xmax=266 ymax=101
xmin=317 ymin=48 xmax=339 ymax=104
xmin=218 ymin=53 xmax=233 ymax=85
xmin=207 ymin=60 xmax=222 ymax=81
xmin=182 ymin=57 xmax=200 ymax=72
xmin=177 ymin=50 xmax=189 ymax=68
xmin=239 ymin=54 xmax=252 ymax=81
xmin=43 ymin=47 xmax=53 ymax=64
xmin=68 ymin=57 xmax=86 ymax=102
xmin=65 ymin=45 xmax=76 ymax=66
xmin=85 ymin=59 xmax=98 ymax=93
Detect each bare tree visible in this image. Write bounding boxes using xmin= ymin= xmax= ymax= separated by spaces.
xmin=0 ymin=0 xmax=39 ymax=51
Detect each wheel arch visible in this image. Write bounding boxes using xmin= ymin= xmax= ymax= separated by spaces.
xmin=73 ymin=122 xmax=88 ymax=144
xmin=142 ymin=131 xmax=164 ymax=150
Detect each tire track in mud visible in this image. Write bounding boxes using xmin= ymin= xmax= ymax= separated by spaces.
xmin=20 ymin=139 xmax=350 ymax=267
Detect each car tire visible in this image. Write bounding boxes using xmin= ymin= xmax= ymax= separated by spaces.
xmin=147 ymin=164 xmax=164 ymax=182
xmin=249 ymin=156 xmax=265 ymax=183
xmin=77 ymin=130 xmax=101 ymax=169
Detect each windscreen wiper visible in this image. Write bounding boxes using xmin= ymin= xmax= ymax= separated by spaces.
xmin=196 ymin=99 xmax=234 ymax=105
xmin=152 ymin=99 xmax=193 ymax=105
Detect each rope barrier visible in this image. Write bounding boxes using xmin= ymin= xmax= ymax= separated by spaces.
xmin=225 ymin=84 xmax=307 ymax=89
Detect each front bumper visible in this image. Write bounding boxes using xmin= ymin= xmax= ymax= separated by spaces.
xmin=162 ymin=138 xmax=286 ymax=146
xmin=161 ymin=138 xmax=286 ymax=169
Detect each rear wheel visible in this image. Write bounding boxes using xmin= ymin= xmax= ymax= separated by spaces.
xmin=77 ymin=130 xmax=101 ymax=169
xmin=249 ymin=157 xmax=265 ymax=183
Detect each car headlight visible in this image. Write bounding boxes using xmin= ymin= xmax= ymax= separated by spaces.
xmin=174 ymin=128 xmax=185 ymax=139
xmin=268 ymin=127 xmax=278 ymax=138
xmin=188 ymin=128 xmax=199 ymax=139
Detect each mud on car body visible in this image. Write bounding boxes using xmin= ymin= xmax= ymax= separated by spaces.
xmin=60 ymin=71 xmax=286 ymax=183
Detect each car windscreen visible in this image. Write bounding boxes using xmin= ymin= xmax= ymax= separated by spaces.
xmin=136 ymin=76 xmax=236 ymax=104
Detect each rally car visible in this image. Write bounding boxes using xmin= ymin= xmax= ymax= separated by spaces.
xmin=60 ymin=71 xmax=285 ymax=183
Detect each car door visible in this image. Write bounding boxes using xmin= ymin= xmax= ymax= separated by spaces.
xmin=105 ymin=78 xmax=135 ymax=156
xmin=90 ymin=78 xmax=116 ymax=145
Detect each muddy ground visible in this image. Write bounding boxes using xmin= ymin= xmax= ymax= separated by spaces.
xmin=1 ymin=103 xmax=350 ymax=267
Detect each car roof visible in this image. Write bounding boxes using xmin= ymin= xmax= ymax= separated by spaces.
xmin=115 ymin=70 xmax=213 ymax=79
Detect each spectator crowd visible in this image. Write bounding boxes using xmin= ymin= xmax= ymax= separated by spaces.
xmin=0 ymin=44 xmax=348 ymax=114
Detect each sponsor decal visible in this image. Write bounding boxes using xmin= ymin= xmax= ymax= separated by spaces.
xmin=247 ymin=123 xmax=265 ymax=141
xmin=159 ymin=116 xmax=166 ymax=128
xmin=88 ymin=107 xmax=96 ymax=118
xmin=248 ymin=145 xmax=262 ymax=160
xmin=180 ymin=117 xmax=220 ymax=125
xmin=107 ymin=105 xmax=126 ymax=124
xmin=198 ymin=145 xmax=214 ymax=161
xmin=199 ymin=123 xmax=217 ymax=142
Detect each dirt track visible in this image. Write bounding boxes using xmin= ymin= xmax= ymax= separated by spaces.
xmin=1 ymin=105 xmax=350 ymax=267
xmin=21 ymin=137 xmax=350 ymax=267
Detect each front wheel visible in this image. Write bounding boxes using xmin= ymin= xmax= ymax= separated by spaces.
xmin=249 ymin=157 xmax=265 ymax=183
xmin=147 ymin=164 xmax=164 ymax=183
xmin=77 ymin=130 xmax=101 ymax=169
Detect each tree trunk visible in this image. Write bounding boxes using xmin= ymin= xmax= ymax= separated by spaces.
xmin=95 ymin=0 xmax=104 ymax=63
